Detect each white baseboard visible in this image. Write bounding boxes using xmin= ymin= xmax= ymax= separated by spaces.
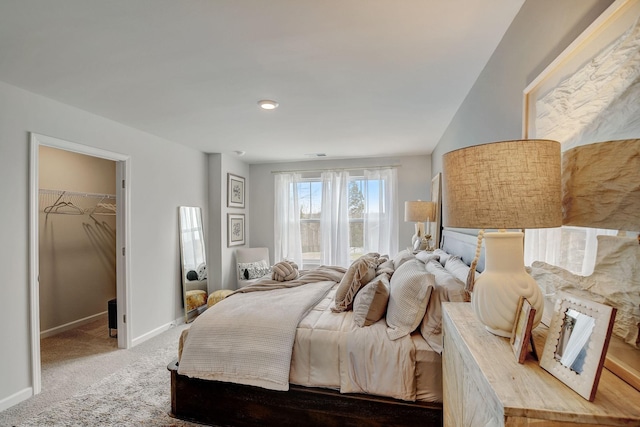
xmin=131 ymin=320 xmax=177 ymax=347
xmin=0 ymin=387 xmax=32 ymax=412
xmin=40 ymin=311 xmax=108 ymax=339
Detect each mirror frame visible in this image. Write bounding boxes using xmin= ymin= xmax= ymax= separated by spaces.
xmin=179 ymin=206 xmax=208 ymax=323
xmin=540 ymin=292 xmax=616 ymax=401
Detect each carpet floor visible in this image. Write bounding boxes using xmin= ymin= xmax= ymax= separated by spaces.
xmin=0 ymin=317 xmax=202 ymax=426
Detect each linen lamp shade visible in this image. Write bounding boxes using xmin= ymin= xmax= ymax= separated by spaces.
xmin=443 ymin=139 xmax=562 ymax=337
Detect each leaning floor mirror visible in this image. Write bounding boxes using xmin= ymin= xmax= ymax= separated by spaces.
xmin=179 ymin=206 xmax=208 ymax=323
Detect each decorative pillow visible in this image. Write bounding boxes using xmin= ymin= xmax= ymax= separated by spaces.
xmin=353 ymin=274 xmax=390 ymax=327
xmin=185 ymin=289 xmax=207 ymax=312
xmin=196 ymin=262 xmax=207 ymax=280
xmin=237 ymin=260 xmax=271 ymax=280
xmin=333 ymin=254 xmax=378 ymax=312
xmin=421 ymin=260 xmax=470 ymax=353
xmin=415 ymin=251 xmax=440 ymax=264
xmin=392 ymin=249 xmax=414 ymax=270
xmin=443 ymin=256 xmax=471 ymax=283
xmin=386 ymin=259 xmax=435 ymax=340
xmin=376 ymin=258 xmax=395 ymax=276
xmin=433 ymin=249 xmax=451 ymax=266
xmin=425 ymin=260 xmax=469 ymax=302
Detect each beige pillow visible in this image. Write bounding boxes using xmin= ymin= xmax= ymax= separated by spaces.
xmin=353 ymin=274 xmax=390 ymax=327
xmin=421 ymin=260 xmax=469 ymax=353
xmin=392 ymin=249 xmax=414 ymax=270
xmin=425 ymin=260 xmax=469 ymax=302
xmin=386 ymin=259 xmax=434 ymax=340
xmin=332 ymin=254 xmax=378 ymax=312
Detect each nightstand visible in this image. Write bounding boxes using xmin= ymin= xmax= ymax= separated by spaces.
xmin=442 ymin=302 xmax=640 ymax=426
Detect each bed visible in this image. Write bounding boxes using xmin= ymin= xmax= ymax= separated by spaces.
xmin=169 ymin=229 xmax=482 ymax=426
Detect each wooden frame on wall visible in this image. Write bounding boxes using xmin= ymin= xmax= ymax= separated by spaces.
xmin=430 ymin=173 xmax=442 ymax=249
xmin=522 ymin=0 xmax=640 ymax=392
xmin=227 ymin=213 xmax=245 ymax=247
xmin=227 ymin=173 xmax=245 ymax=208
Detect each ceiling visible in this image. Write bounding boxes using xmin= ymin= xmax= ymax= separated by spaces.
xmin=0 ymin=0 xmax=524 ymax=164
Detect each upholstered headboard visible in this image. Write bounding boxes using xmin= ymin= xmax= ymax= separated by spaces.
xmin=441 ymin=228 xmax=485 ymax=273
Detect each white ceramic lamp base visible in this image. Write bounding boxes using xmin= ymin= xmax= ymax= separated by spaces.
xmin=471 ymin=231 xmax=544 ymax=337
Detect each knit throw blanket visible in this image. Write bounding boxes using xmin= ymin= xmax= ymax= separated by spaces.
xmin=177 ymin=266 xmax=344 ymax=391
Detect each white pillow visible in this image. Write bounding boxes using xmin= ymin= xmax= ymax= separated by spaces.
xmin=386 ymin=259 xmax=434 ymax=340
xmin=444 ymin=256 xmax=471 ymax=283
xmin=415 ymin=251 xmax=440 ymax=264
xmin=237 ymin=260 xmax=271 ymax=280
xmin=433 ymin=249 xmax=451 ymax=266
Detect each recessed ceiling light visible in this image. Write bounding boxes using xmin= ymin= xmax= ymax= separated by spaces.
xmin=258 ymin=100 xmax=279 ymax=110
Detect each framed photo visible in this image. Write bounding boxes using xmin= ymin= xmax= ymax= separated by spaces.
xmin=539 ymin=292 xmax=616 ymax=401
xmin=511 ymin=296 xmax=536 ymax=364
xmin=227 ymin=213 xmax=245 ymax=247
xmin=227 ymin=173 xmax=245 ymax=208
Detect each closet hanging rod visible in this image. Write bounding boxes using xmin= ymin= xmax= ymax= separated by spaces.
xmin=39 ymin=188 xmax=116 ymax=199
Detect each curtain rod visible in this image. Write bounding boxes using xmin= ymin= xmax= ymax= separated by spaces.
xmin=270 ymin=164 xmax=401 ymax=174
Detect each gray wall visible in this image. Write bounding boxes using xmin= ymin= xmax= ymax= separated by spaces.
xmin=0 ymin=80 xmax=208 ymax=410
xmin=248 ymin=155 xmax=431 ymax=262
xmin=432 ymin=0 xmax=615 ymax=177
xmin=208 ymin=153 xmax=251 ymax=291
xmin=431 ymin=0 xmax=615 ymax=232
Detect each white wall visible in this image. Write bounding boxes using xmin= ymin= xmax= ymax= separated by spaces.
xmin=208 ymin=153 xmax=250 ymax=291
xmin=249 ymin=155 xmax=431 ymax=261
xmin=0 ymin=80 xmax=208 ymax=410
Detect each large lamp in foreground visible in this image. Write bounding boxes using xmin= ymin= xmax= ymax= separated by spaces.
xmin=443 ymin=139 xmax=562 ymax=337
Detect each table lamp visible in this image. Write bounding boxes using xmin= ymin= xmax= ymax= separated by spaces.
xmin=443 ymin=139 xmax=562 ymax=337
xmin=404 ymin=200 xmax=436 ymax=251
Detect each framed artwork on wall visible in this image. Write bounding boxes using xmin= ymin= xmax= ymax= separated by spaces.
xmin=227 ymin=173 xmax=245 ymax=208
xmin=431 ymin=173 xmax=442 ymax=249
xmin=227 ymin=213 xmax=245 ymax=247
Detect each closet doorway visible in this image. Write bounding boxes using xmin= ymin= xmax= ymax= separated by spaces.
xmin=29 ymin=133 xmax=130 ymax=396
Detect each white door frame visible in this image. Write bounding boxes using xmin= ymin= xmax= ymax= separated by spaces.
xmin=29 ymin=133 xmax=131 ymax=395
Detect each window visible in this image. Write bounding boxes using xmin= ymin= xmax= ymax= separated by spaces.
xmin=274 ymin=169 xmax=397 ymax=269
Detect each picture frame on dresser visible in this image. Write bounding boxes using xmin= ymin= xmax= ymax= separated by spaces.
xmin=227 ymin=173 xmax=245 ymax=208
xmin=510 ymin=296 xmax=536 ymax=364
xmin=539 ymin=293 xmax=616 ymax=401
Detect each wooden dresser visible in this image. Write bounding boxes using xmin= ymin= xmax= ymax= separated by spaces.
xmin=442 ymin=302 xmax=640 ymax=427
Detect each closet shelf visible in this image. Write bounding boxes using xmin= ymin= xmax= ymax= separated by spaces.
xmin=39 ymin=189 xmax=116 ymax=216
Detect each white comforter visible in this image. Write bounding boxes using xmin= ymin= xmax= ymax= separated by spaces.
xmin=178 ymin=267 xmax=343 ymax=391
xmin=178 ymin=266 xmax=432 ymax=401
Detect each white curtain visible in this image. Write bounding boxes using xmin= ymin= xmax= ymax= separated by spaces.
xmin=273 ymin=173 xmax=303 ymax=267
xmin=320 ymin=170 xmax=350 ymax=267
xmin=525 ymin=227 xmax=618 ymax=275
xmin=363 ymin=168 xmax=398 ymax=257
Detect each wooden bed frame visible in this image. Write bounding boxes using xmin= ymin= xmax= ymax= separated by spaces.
xmin=168 ymin=229 xmax=480 ymax=426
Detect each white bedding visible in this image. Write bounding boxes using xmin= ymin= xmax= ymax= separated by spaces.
xmin=178 ymin=277 xmax=336 ymax=391
xmin=178 ymin=261 xmax=444 ymax=402
xmin=290 ymin=285 xmax=441 ymax=402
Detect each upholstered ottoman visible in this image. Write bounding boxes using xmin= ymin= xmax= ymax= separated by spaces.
xmin=207 ymin=289 xmax=234 ymax=307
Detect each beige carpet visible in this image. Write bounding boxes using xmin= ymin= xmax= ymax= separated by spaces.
xmin=0 ymin=315 xmax=201 ymax=426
